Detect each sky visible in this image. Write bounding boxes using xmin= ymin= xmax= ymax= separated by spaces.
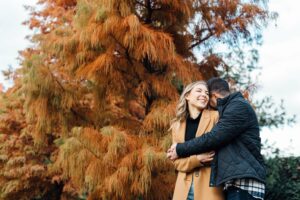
xmin=255 ymin=0 xmax=300 ymax=156
xmin=0 ymin=0 xmax=299 ymax=156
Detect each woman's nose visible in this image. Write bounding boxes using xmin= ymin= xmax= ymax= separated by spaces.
xmin=200 ymin=93 xmax=208 ymax=98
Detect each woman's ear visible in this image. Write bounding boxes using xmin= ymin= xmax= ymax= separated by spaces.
xmin=185 ymin=93 xmax=190 ymax=101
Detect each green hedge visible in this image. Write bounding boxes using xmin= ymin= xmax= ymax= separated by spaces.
xmin=265 ymin=156 xmax=300 ymax=200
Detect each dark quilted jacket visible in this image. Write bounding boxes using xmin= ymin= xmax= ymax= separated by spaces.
xmin=176 ymin=92 xmax=266 ymax=186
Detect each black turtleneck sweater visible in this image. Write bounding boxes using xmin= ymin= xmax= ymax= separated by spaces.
xmin=185 ymin=112 xmax=202 ymax=141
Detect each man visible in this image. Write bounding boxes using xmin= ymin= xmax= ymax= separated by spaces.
xmin=167 ymin=78 xmax=266 ymax=200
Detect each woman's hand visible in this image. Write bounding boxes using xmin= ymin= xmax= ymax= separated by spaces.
xmin=196 ymin=151 xmax=215 ymax=164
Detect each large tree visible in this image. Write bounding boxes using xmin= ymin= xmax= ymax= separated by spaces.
xmin=0 ymin=0 xmax=279 ymax=199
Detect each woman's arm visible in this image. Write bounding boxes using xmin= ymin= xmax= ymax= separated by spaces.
xmin=171 ymin=126 xmax=214 ymax=172
xmin=172 ymin=155 xmax=202 ymax=173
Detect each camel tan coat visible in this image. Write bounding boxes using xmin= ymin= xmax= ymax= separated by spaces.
xmin=172 ymin=109 xmax=224 ymax=200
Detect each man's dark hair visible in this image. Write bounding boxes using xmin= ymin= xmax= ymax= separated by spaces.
xmin=207 ymin=77 xmax=230 ymax=96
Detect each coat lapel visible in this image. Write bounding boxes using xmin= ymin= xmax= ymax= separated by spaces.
xmin=177 ymin=121 xmax=186 ymax=143
xmin=176 ymin=109 xmax=211 ymax=142
xmin=195 ymin=109 xmax=211 ymax=137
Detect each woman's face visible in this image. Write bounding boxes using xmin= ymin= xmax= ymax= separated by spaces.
xmin=185 ymin=84 xmax=209 ymax=110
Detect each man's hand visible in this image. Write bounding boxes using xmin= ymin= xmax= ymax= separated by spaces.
xmin=196 ymin=151 xmax=215 ymax=164
xmin=167 ymin=143 xmax=178 ymax=161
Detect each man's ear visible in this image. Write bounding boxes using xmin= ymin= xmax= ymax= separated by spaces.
xmin=211 ymin=93 xmax=216 ymax=99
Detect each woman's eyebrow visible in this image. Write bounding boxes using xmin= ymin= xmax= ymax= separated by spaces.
xmin=196 ymin=89 xmax=209 ymax=93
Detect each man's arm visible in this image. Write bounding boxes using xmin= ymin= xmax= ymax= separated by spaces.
xmin=176 ymin=100 xmax=250 ymax=157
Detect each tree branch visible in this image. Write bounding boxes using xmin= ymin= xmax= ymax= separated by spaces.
xmin=145 ymin=0 xmax=153 ymax=24
xmin=189 ymin=33 xmax=215 ymax=49
xmin=189 ymin=19 xmax=216 ymax=49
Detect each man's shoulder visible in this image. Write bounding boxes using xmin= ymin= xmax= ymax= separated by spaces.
xmin=229 ymin=96 xmax=251 ymax=109
xmin=224 ymin=97 xmax=253 ymax=116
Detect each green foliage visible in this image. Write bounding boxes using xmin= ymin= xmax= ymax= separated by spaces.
xmin=255 ymin=97 xmax=296 ymax=128
xmin=95 ymin=6 xmax=107 ymax=22
xmin=265 ymin=156 xmax=300 ymax=200
xmin=75 ymin=0 xmax=93 ymax=28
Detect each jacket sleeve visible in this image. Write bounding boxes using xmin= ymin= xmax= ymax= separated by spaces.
xmin=176 ymin=100 xmax=250 ymax=158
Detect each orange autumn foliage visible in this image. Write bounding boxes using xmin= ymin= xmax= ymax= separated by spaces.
xmin=0 ymin=0 xmax=272 ymax=199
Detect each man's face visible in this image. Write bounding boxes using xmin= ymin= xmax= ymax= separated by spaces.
xmin=209 ymin=92 xmax=218 ymax=109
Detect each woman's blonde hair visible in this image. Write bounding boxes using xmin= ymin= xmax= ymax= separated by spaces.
xmin=170 ymin=81 xmax=208 ymax=130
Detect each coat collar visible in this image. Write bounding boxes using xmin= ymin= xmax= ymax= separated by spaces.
xmin=177 ymin=109 xmax=211 ymax=143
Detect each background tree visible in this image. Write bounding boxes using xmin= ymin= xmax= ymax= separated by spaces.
xmin=264 ymin=148 xmax=300 ymax=200
xmin=0 ymin=0 xmax=292 ymax=199
xmin=0 ymin=85 xmax=63 ymax=200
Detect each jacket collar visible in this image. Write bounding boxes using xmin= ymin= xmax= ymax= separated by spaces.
xmin=217 ymin=92 xmax=243 ymax=107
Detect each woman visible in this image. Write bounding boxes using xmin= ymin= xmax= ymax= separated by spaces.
xmin=170 ymin=81 xmax=224 ymax=200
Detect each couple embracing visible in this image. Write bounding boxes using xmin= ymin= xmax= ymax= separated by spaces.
xmin=167 ymin=78 xmax=266 ymax=200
